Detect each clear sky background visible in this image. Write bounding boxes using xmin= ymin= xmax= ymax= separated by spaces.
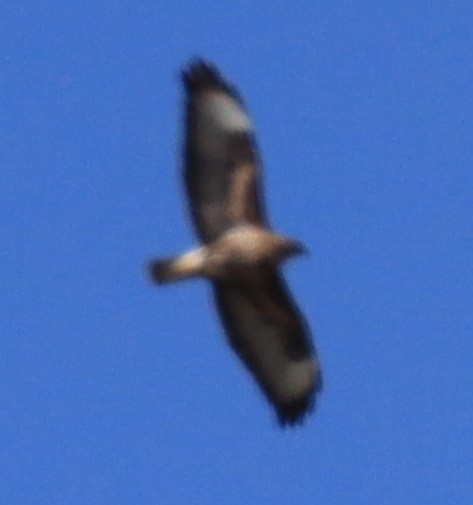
xmin=1 ymin=2 xmax=472 ymax=504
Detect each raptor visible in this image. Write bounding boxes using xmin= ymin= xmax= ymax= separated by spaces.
xmin=148 ymin=60 xmax=322 ymax=425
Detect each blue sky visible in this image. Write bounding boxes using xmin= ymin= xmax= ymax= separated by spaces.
xmin=1 ymin=1 xmax=472 ymax=504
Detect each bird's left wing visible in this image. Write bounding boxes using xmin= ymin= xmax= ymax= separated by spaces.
xmin=213 ymin=272 xmax=322 ymax=425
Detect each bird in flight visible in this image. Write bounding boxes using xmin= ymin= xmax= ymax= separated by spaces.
xmin=148 ymin=59 xmax=322 ymax=425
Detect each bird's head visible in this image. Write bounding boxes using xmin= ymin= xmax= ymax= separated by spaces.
xmin=279 ymin=238 xmax=308 ymax=261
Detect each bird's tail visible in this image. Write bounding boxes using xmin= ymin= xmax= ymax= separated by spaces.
xmin=148 ymin=258 xmax=180 ymax=284
xmin=147 ymin=248 xmax=206 ymax=285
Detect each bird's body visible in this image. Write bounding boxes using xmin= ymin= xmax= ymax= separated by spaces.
xmin=153 ymin=223 xmax=304 ymax=284
xmin=148 ymin=60 xmax=322 ymax=425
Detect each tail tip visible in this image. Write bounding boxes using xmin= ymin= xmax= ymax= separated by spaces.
xmin=147 ymin=259 xmax=169 ymax=285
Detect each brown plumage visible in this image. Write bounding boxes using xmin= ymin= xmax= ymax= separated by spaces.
xmin=148 ymin=59 xmax=322 ymax=425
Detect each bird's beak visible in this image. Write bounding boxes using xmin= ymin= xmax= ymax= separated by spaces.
xmin=291 ymin=240 xmax=309 ymax=257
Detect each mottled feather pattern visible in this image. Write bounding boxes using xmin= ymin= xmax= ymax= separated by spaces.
xmin=148 ymin=59 xmax=322 ymax=426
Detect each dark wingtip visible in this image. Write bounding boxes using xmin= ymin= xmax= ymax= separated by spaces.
xmin=277 ymin=397 xmax=314 ymax=427
xmin=182 ymin=58 xmax=220 ymax=89
xmin=277 ymin=368 xmax=323 ymax=428
xmin=181 ymin=58 xmax=234 ymax=96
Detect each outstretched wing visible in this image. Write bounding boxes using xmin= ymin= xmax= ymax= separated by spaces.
xmin=182 ymin=60 xmax=268 ymax=243
xmin=213 ymin=272 xmax=322 ymax=425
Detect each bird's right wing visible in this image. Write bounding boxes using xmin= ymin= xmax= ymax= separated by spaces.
xmin=182 ymin=60 xmax=268 ymax=243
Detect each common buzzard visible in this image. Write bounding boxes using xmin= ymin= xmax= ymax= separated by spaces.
xmin=149 ymin=59 xmax=322 ymax=425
